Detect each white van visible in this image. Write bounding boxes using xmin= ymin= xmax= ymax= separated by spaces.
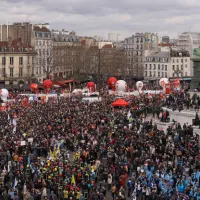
xmin=81 ymin=96 xmax=102 ymax=102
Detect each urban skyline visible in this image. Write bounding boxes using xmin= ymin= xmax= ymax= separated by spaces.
xmin=1 ymin=0 xmax=200 ymax=39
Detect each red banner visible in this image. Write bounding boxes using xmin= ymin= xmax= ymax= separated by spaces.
xmin=165 ymin=83 xmax=171 ymax=94
xmin=173 ymin=79 xmax=181 ymax=90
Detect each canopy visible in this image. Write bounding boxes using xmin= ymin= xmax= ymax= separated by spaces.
xmin=111 ymin=98 xmax=130 ymax=107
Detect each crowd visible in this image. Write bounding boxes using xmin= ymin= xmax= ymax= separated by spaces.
xmin=0 ymin=90 xmax=200 ymax=200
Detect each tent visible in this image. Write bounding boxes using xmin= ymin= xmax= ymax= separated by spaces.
xmin=111 ymin=98 xmax=130 ymax=107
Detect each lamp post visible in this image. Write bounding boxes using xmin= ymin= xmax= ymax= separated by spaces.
xmin=3 ymin=49 xmax=5 ymax=88
xmin=98 ymin=49 xmax=101 ymax=92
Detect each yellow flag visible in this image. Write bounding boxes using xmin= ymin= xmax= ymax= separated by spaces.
xmin=71 ymin=174 xmax=76 ymax=185
xmin=50 ymin=150 xmax=54 ymax=158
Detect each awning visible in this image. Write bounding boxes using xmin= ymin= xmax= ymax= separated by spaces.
xmin=63 ymin=79 xmax=80 ymax=84
xmin=53 ymin=80 xmax=66 ymax=87
xmin=111 ymin=99 xmax=130 ymax=107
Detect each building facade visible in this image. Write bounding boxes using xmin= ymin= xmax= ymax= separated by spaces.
xmin=123 ymin=33 xmax=159 ymax=77
xmin=0 ymin=22 xmax=32 ymax=45
xmin=0 ymin=38 xmax=36 ymax=87
xmin=52 ymin=30 xmax=82 ymax=78
xmin=31 ymin=24 xmax=52 ymax=82
xmin=144 ymin=48 xmax=191 ymax=80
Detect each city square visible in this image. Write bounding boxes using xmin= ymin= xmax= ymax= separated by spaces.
xmin=1 ymin=0 xmax=200 ymax=199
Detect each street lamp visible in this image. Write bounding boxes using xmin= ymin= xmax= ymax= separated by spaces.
xmin=98 ymin=49 xmax=101 ymax=92
xmin=98 ymin=42 xmax=103 ymax=93
xmin=3 ymin=48 xmax=6 ymax=88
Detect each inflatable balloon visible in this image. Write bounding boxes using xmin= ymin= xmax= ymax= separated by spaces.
xmin=136 ymin=81 xmax=144 ymax=92
xmin=164 ymin=83 xmax=171 ymax=94
xmin=159 ymin=78 xmax=169 ymax=88
xmin=42 ymin=80 xmax=53 ymax=93
xmin=87 ymin=82 xmax=95 ymax=92
xmin=173 ymin=78 xmax=181 ymax=91
xmin=107 ymin=77 xmax=117 ymax=90
xmin=30 ymin=83 xmax=38 ymax=92
xmin=115 ymin=80 xmax=127 ymax=92
xmin=0 ymin=88 xmax=9 ymax=101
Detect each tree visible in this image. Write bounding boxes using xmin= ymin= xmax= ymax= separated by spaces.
xmin=52 ymin=43 xmax=127 ymax=81
xmin=40 ymin=49 xmax=54 ymax=79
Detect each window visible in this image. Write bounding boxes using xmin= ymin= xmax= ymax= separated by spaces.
xmin=162 ymin=64 xmax=164 ymax=70
xmin=10 ymin=68 xmax=13 ymax=77
xmin=43 ymin=41 xmax=45 ymax=45
xmin=177 ymin=59 xmax=179 ymax=63
xmin=162 ymin=72 xmax=164 ymax=77
xmin=32 ymin=67 xmax=34 ymax=75
xmin=137 ymin=44 xmax=139 ymax=49
xmin=173 ymin=65 xmax=175 ymax=70
xmin=43 ymin=49 xmax=45 ymax=55
xmin=158 ymin=72 xmax=160 ymax=77
xmin=185 ymin=72 xmax=187 ymax=76
xmin=181 ymin=59 xmax=183 ymax=62
xmin=185 ymin=64 xmax=187 ymax=68
xmin=185 ymin=58 xmax=187 ymax=62
xmin=154 ymin=64 xmax=156 ymax=70
xmin=173 ymin=59 xmax=174 ymax=63
xmin=177 ymin=65 xmax=179 ymax=70
xmin=158 ymin=64 xmax=160 ymax=70
xmin=145 ymin=71 xmax=147 ymax=76
xmin=153 ymin=71 xmax=155 ymax=77
xmin=19 ymin=57 xmax=23 ymax=65
xmin=19 ymin=68 xmax=23 ymax=77
xmin=36 ymin=41 xmax=38 ymax=46
xmin=2 ymin=68 xmax=6 ymax=76
xmin=10 ymin=57 xmax=14 ymax=65
xmin=181 ymin=65 xmax=183 ymax=70
xmin=141 ymin=38 xmax=143 ymax=43
xmin=36 ymin=67 xmax=38 ymax=75
xmin=140 ymin=44 xmax=143 ymax=49
xmin=28 ymin=56 xmax=30 ymax=65
xmin=165 ymin=72 xmax=167 ymax=77
xmin=149 ymin=64 xmax=152 ymax=70
xmin=2 ymin=57 xmax=6 ymax=65
xmin=165 ymin=65 xmax=167 ymax=71
xmin=150 ymin=71 xmax=152 ymax=76
xmin=39 ymin=49 xmax=41 ymax=56
xmin=145 ymin=64 xmax=147 ymax=70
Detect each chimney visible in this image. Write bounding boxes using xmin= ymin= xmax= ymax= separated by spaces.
xmin=8 ymin=37 xmax=12 ymax=47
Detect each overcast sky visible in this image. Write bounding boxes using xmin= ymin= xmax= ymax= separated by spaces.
xmin=0 ymin=0 xmax=199 ymax=40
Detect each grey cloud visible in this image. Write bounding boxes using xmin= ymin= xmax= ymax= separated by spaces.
xmin=1 ymin=0 xmax=200 ymax=39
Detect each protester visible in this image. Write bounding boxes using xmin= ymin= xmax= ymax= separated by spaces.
xmin=0 ymin=89 xmax=199 ymax=200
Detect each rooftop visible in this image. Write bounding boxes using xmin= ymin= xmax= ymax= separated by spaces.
xmin=33 ymin=26 xmax=50 ymax=32
xmin=147 ymin=51 xmax=170 ymax=58
xmin=0 ymin=38 xmax=35 ymax=53
xmin=52 ymin=31 xmax=79 ymax=42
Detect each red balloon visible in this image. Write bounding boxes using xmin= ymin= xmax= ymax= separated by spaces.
xmin=87 ymin=82 xmax=95 ymax=88
xmin=30 ymin=83 xmax=38 ymax=91
xmin=42 ymin=80 xmax=53 ymax=90
xmin=173 ymin=78 xmax=180 ymax=84
xmin=107 ymin=77 xmax=117 ymax=90
xmin=173 ymin=78 xmax=181 ymax=89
